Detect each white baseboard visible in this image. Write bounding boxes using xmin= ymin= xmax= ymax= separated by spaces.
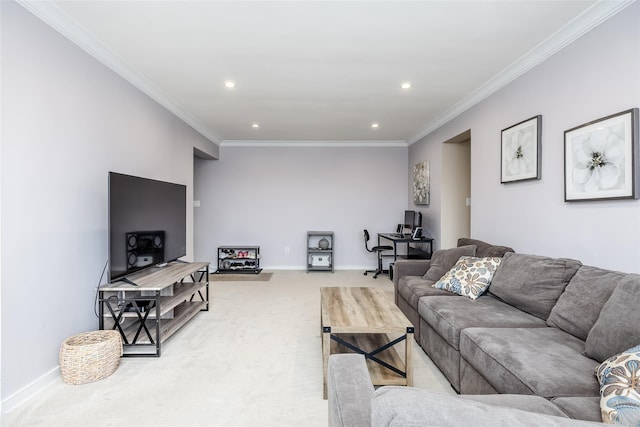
xmin=259 ymin=266 xmax=372 ymax=271
xmin=2 ymin=366 xmax=59 ymax=414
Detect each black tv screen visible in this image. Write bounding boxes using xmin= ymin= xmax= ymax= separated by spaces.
xmin=108 ymin=172 xmax=187 ymax=282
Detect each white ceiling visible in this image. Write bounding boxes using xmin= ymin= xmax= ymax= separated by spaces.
xmin=19 ymin=1 xmax=633 ymax=145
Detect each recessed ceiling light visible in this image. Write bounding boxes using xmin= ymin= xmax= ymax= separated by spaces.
xmin=224 ymin=81 xmax=236 ymax=89
xmin=371 ymin=123 xmax=379 ymax=128
xmin=401 ymin=82 xmax=412 ymax=89
xmin=252 ymin=123 xmax=259 ymax=128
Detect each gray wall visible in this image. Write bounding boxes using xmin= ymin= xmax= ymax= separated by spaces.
xmin=194 ymin=145 xmax=408 ymax=269
xmin=410 ymin=2 xmax=640 ymax=273
xmin=1 ymin=2 xmax=217 ymax=405
xmin=3 ymin=0 xmax=639 ymax=411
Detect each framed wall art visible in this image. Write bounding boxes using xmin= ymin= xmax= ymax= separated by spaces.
xmin=501 ymin=115 xmax=542 ymax=183
xmin=413 ymin=161 xmax=430 ymax=205
xmin=564 ymin=108 xmax=639 ymax=201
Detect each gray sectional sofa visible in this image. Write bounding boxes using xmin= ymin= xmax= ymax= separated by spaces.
xmin=328 ymin=354 xmax=602 ymax=426
xmin=328 ymin=238 xmax=640 ymax=425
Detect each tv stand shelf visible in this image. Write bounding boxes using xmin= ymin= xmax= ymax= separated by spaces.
xmin=99 ymin=261 xmax=209 ymax=356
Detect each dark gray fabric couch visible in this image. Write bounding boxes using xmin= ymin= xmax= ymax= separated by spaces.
xmin=328 ymin=354 xmax=603 ymax=426
xmin=385 ymin=238 xmax=640 ymax=424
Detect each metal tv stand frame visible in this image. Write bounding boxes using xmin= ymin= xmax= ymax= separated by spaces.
xmin=98 ymin=261 xmax=209 ymax=357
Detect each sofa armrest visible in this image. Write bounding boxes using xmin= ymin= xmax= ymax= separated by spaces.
xmin=392 ymin=259 xmax=431 ymax=283
xmin=327 ymin=354 xmax=374 ymax=427
xmin=392 ymin=259 xmax=432 ymax=299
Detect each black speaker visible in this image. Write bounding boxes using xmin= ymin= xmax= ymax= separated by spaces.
xmin=127 ymin=234 xmax=138 ymax=249
xmin=126 ymin=231 xmax=164 ymax=250
xmin=127 ymin=253 xmax=138 ymax=267
xmin=125 ymin=231 xmax=165 ymax=269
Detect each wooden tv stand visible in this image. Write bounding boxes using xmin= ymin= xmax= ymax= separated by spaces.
xmin=98 ymin=261 xmax=209 ymax=356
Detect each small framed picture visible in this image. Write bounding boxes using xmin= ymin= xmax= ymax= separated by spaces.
xmin=413 ymin=161 xmax=430 ymax=205
xmin=564 ymin=108 xmax=639 ymax=201
xmin=501 ymin=115 xmax=542 ymax=183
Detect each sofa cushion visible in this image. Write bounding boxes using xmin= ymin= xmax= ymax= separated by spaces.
xmin=457 ymin=238 xmax=515 ymax=258
xmin=461 ymin=394 xmax=569 ymax=418
xmin=547 ymin=265 xmax=624 ymax=340
xmin=595 ymin=344 xmax=640 ymax=425
xmin=550 ymin=397 xmax=602 ymax=422
xmin=418 ymin=294 xmax=546 ymax=350
xmin=489 ymin=253 xmax=582 ymax=320
xmin=397 ymin=276 xmax=457 ymax=309
xmin=433 ymin=256 xmax=502 ymax=299
xmin=459 ymin=327 xmax=600 ymax=398
xmin=585 ymin=274 xmax=640 ymax=362
xmin=420 ymin=320 xmax=466 ymax=392
xmin=423 ymin=245 xmax=477 ymax=281
xmin=371 ymin=388 xmax=596 ymax=427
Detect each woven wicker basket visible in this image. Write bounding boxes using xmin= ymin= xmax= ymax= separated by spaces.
xmin=59 ymin=330 xmax=123 ymax=385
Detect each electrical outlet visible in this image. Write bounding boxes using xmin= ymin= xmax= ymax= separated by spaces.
xmin=284 ymin=246 xmax=290 ymax=254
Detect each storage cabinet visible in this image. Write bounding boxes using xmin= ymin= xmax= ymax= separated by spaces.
xmin=307 ymin=231 xmax=334 ymax=272
xmin=98 ymin=261 xmax=209 ymax=356
xmin=216 ymin=246 xmax=261 ymax=274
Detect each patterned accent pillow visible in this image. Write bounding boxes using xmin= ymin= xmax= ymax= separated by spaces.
xmin=596 ymin=344 xmax=640 ymax=425
xmin=432 ymin=256 xmax=502 ymax=300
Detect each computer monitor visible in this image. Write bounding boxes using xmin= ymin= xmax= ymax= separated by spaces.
xmin=404 ymin=210 xmax=416 ymax=232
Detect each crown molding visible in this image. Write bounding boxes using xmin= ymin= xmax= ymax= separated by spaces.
xmin=16 ymin=0 xmax=221 ymax=145
xmin=18 ymin=0 xmax=633 ymax=148
xmin=220 ymin=140 xmax=408 ymax=148
xmin=407 ymin=0 xmax=636 ymax=145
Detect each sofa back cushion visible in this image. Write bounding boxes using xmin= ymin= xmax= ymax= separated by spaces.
xmin=489 ymin=252 xmax=582 ymax=320
xmin=423 ymin=245 xmax=477 ymax=282
xmin=457 ymin=238 xmax=514 ymax=258
xmin=584 ymin=273 xmax=640 ymax=362
xmin=546 ymin=265 xmax=624 ymax=340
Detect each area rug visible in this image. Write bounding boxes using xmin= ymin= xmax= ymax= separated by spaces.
xmin=209 ymin=272 xmax=273 ymax=282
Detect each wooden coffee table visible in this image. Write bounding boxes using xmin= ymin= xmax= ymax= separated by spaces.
xmin=320 ymin=286 xmax=414 ymax=399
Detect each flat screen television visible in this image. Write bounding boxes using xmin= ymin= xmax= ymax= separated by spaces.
xmin=108 ymin=172 xmax=187 ymax=282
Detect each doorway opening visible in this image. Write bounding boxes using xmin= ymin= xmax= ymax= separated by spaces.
xmin=441 ymin=130 xmax=471 ymax=248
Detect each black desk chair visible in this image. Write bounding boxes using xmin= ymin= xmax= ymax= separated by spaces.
xmin=363 ymin=229 xmax=393 ymax=279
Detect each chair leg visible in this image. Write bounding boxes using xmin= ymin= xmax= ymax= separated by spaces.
xmin=373 ymin=252 xmax=386 ymax=279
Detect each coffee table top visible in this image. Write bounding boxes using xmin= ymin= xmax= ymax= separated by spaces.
xmin=320 ymin=287 xmax=412 ymax=334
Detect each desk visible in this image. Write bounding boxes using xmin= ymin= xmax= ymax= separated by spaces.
xmin=378 ymin=233 xmax=434 ymax=262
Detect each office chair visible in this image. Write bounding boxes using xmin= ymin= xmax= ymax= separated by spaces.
xmin=363 ymin=229 xmax=393 ymax=279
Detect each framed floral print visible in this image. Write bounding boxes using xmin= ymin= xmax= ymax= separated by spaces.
xmin=564 ymin=108 xmax=639 ymax=201
xmin=501 ymin=115 xmax=542 ymax=183
xmin=413 ymin=161 xmax=429 ymax=205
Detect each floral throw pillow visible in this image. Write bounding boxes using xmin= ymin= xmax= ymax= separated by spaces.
xmin=432 ymin=256 xmax=502 ymax=300
xmin=596 ymin=344 xmax=640 ymax=425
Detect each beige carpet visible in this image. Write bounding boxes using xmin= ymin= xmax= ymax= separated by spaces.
xmin=209 ymin=272 xmax=273 ymax=282
xmin=3 ymin=270 xmax=453 ymax=427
